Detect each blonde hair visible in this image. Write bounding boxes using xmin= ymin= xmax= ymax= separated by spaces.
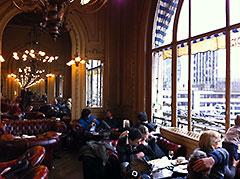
xmin=198 ymin=131 xmax=221 ymax=152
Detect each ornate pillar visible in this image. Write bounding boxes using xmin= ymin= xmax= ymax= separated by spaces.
xmin=47 ymin=75 xmax=55 ymax=104
xmin=71 ymin=63 xmax=86 ymax=120
xmin=39 ymin=80 xmax=45 ymax=97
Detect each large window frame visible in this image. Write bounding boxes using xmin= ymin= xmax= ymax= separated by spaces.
xmin=152 ymin=0 xmax=240 ymax=133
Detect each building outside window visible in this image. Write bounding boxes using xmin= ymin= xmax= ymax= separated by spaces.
xmin=152 ymin=0 xmax=240 ymax=134
xmin=86 ymin=59 xmax=103 ymax=107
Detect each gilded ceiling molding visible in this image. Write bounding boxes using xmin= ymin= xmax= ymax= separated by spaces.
xmin=85 ymin=47 xmax=104 ymax=61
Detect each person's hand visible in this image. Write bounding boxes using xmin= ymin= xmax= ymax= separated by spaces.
xmin=193 ymin=157 xmax=215 ymax=176
xmin=89 ymin=123 xmax=95 ymax=127
xmin=232 ymin=158 xmax=240 ymax=167
xmin=136 ymin=152 xmax=145 ymax=158
xmin=93 ymin=118 xmax=97 ymax=123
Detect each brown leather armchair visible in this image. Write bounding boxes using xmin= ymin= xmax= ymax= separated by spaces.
xmin=0 ymin=146 xmax=47 ymax=179
xmin=0 ymin=119 xmax=67 ymax=168
xmin=21 ymin=165 xmax=49 ymax=179
xmin=69 ymin=120 xmax=84 ymax=148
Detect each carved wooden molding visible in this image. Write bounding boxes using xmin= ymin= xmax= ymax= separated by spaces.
xmin=160 ymin=127 xmax=200 ymax=158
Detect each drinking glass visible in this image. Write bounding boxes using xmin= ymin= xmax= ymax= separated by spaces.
xmin=168 ymin=150 xmax=174 ymax=160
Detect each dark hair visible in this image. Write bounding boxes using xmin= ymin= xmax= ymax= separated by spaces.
xmin=106 ymin=109 xmax=112 ymax=114
xmin=81 ymin=109 xmax=91 ymax=119
xmin=188 ymin=150 xmax=208 ymax=179
xmin=137 ymin=112 xmax=148 ymax=122
xmin=128 ymin=128 xmax=142 ymax=141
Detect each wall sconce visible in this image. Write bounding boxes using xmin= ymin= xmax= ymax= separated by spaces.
xmin=46 ymin=73 xmax=55 ymax=78
xmin=66 ymin=56 xmax=86 ymax=67
xmin=7 ymin=73 xmax=17 ymax=78
xmin=0 ymin=55 xmax=5 ymax=62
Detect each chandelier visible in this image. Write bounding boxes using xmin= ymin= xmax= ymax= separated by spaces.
xmin=17 ymin=66 xmax=45 ymax=88
xmin=13 ymin=26 xmax=59 ymax=63
xmin=13 ymin=49 xmax=59 ymax=63
xmin=12 ymin=0 xmax=108 ymax=40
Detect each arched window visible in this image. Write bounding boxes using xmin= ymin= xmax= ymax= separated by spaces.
xmin=152 ymin=0 xmax=240 ymax=134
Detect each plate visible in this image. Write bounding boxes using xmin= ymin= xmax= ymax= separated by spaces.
xmin=173 ymin=164 xmax=188 ymax=174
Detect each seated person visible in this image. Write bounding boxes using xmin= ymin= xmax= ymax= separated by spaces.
xmin=117 ymin=128 xmax=144 ymax=175
xmin=187 ymin=150 xmax=209 ymax=179
xmin=137 ymin=126 xmax=165 ymax=160
xmin=78 ymin=108 xmax=99 ymax=131
xmin=101 ymin=110 xmax=120 ymax=130
xmin=135 ymin=112 xmax=156 ymax=132
xmin=222 ymin=115 xmax=240 ymax=166
xmin=190 ymin=130 xmax=239 ymax=179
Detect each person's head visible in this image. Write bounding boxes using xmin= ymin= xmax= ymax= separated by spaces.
xmin=106 ymin=110 xmax=112 ymax=118
xmin=187 ymin=150 xmax=208 ymax=179
xmin=235 ymin=115 xmax=240 ymax=126
xmin=53 ymin=98 xmax=58 ymax=104
xmin=81 ymin=108 xmax=91 ymax=119
xmin=128 ymin=128 xmax=143 ymax=147
xmin=137 ymin=112 xmax=148 ymax=122
xmin=138 ymin=125 xmax=149 ymax=141
xmin=199 ymin=131 xmax=221 ymax=152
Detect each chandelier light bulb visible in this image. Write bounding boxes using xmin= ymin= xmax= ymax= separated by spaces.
xmin=75 ymin=57 xmax=81 ymax=62
xmin=0 ymin=55 xmax=5 ymax=62
xmin=13 ymin=52 xmax=19 ymax=60
xmin=80 ymin=0 xmax=91 ymax=5
xmin=80 ymin=59 xmax=86 ymax=64
xmin=25 ymin=50 xmax=29 ymax=54
xmin=39 ymin=51 xmax=46 ymax=56
xmin=29 ymin=53 xmax=35 ymax=58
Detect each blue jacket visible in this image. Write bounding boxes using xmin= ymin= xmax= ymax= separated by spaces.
xmin=195 ymin=148 xmax=236 ymax=179
xmin=78 ymin=115 xmax=99 ymax=131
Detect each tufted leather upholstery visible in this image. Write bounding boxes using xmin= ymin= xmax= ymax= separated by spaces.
xmin=0 ymin=146 xmax=46 ymax=179
xmin=157 ymin=136 xmax=187 ymax=159
xmin=0 ymin=119 xmax=67 ymax=168
xmin=21 ymin=165 xmax=49 ymax=179
xmin=70 ymin=120 xmax=83 ymax=135
xmin=0 ymin=119 xmax=66 ymax=136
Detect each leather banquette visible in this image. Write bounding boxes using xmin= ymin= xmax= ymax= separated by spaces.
xmin=0 ymin=119 xmax=67 ymax=168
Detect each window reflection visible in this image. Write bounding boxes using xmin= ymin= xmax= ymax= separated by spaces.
xmin=86 ymin=60 xmax=103 ymax=107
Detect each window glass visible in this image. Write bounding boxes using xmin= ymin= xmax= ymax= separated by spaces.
xmin=177 ymin=53 xmax=188 ymax=130
xmin=192 ymin=0 xmax=225 ymax=36
xmin=86 ymin=60 xmax=103 ymax=107
xmin=230 ymin=0 xmax=240 ymax=25
xmin=177 ymin=0 xmax=189 ymax=41
xmin=191 ymin=46 xmax=226 ymax=133
xmin=230 ymin=31 xmax=240 ymax=121
xmin=152 ymin=50 xmax=172 ymax=127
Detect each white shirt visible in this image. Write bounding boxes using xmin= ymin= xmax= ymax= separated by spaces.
xmin=224 ymin=125 xmax=240 ymax=146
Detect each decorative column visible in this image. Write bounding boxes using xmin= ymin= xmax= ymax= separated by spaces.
xmin=47 ymin=74 xmax=55 ymax=104
xmin=39 ymin=80 xmax=45 ymax=97
xmin=7 ymin=74 xmax=15 ymax=101
xmin=71 ymin=63 xmax=86 ymax=120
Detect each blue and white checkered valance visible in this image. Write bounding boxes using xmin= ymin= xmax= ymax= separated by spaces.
xmin=154 ymin=0 xmax=179 ymax=48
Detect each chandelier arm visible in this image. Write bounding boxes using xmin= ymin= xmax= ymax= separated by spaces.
xmin=86 ymin=0 xmax=108 ymax=14
xmin=12 ymin=0 xmax=25 ymax=12
xmin=84 ymin=0 xmax=98 ymax=6
xmin=72 ymin=0 xmax=107 ymax=15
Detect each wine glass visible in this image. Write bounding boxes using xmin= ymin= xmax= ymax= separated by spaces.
xmin=168 ymin=150 xmax=174 ymax=160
